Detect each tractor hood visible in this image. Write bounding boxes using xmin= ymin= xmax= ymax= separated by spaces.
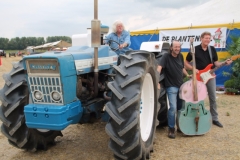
xmin=23 ymin=45 xmax=118 ymax=75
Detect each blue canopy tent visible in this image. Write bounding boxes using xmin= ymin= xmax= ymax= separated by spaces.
xmin=215 ymin=64 xmax=233 ymax=87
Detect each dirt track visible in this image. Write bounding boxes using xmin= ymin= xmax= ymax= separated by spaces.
xmin=0 ymin=56 xmax=240 ymax=160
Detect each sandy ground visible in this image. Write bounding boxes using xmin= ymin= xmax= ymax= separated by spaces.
xmin=0 ymin=56 xmax=240 ymax=160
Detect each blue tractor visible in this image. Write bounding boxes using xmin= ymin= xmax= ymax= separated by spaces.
xmin=0 ymin=35 xmax=170 ymax=160
xmin=0 ymin=4 xmax=169 ymax=160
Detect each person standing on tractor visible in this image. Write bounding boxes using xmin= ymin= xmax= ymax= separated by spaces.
xmin=184 ymin=31 xmax=232 ymax=128
xmin=157 ymin=40 xmax=190 ymax=139
xmin=104 ymin=20 xmax=131 ymax=56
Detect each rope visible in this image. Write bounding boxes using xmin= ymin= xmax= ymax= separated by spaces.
xmin=182 ymin=24 xmax=192 ymax=45
xmin=148 ymin=28 xmax=158 ymax=41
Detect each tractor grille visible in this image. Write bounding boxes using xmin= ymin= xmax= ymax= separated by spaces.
xmin=28 ymin=76 xmax=63 ymax=105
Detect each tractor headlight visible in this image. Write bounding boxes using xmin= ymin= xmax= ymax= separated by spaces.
xmin=51 ymin=91 xmax=61 ymax=101
xmin=34 ymin=91 xmax=43 ymax=100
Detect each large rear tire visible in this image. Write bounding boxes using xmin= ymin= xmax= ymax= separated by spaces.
xmin=155 ymin=50 xmax=168 ymax=126
xmin=0 ymin=60 xmax=62 ymax=151
xmin=105 ymin=51 xmax=160 ymax=159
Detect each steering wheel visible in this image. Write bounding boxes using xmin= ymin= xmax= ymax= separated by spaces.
xmin=103 ymin=39 xmax=120 ymax=51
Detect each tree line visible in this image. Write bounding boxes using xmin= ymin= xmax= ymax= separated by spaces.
xmin=0 ymin=36 xmax=72 ymax=50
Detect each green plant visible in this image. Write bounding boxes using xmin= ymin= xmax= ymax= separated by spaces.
xmin=183 ymin=70 xmax=192 ymax=82
xmin=225 ymin=36 xmax=240 ymax=89
xmin=225 ymin=88 xmax=231 ymax=93
xmin=231 ymin=88 xmax=238 ymax=93
xmin=225 ymin=78 xmax=240 ymax=89
xmin=228 ymin=36 xmax=240 ymax=56
xmin=224 ymin=79 xmax=235 ymax=88
xmin=225 ymin=88 xmax=238 ymax=93
xmin=226 ymin=112 xmax=230 ymax=116
xmin=222 ymin=71 xmax=232 ymax=77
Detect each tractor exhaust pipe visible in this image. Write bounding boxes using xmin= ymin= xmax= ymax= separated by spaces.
xmin=92 ymin=0 xmax=100 ymax=97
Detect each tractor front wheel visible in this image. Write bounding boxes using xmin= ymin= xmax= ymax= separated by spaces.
xmin=0 ymin=60 xmax=62 ymax=151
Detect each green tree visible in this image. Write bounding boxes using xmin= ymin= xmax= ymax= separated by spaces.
xmin=36 ymin=37 xmax=45 ymax=46
xmin=8 ymin=38 xmax=18 ymax=50
xmin=46 ymin=36 xmax=71 ymax=43
xmin=1 ymin=36 xmax=70 ymax=50
xmin=0 ymin=38 xmax=9 ymax=49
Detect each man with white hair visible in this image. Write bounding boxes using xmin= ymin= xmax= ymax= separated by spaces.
xmin=104 ymin=20 xmax=131 ymax=56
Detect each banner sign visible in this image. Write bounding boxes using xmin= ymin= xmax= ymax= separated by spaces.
xmin=159 ymin=27 xmax=227 ymax=48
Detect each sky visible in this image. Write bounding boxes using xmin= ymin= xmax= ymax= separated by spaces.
xmin=0 ymin=0 xmax=210 ymax=39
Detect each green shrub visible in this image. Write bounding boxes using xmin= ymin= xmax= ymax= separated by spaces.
xmin=227 ymin=36 xmax=240 ymax=88
xmin=225 ymin=88 xmax=238 ymax=93
xmin=224 ymin=79 xmax=235 ymax=88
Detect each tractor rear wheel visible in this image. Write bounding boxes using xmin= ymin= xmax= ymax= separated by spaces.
xmin=155 ymin=51 xmax=168 ymax=126
xmin=0 ymin=60 xmax=62 ymax=151
xmin=105 ymin=50 xmax=160 ymax=159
